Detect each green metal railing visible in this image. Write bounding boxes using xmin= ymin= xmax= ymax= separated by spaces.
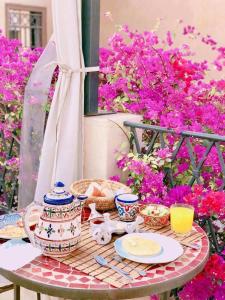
xmin=124 ymin=121 xmax=225 ymax=190
xmin=124 ymin=121 xmax=225 ymax=253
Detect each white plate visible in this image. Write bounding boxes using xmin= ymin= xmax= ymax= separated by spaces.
xmin=0 ymin=212 xmax=38 ymax=240
xmin=114 ymin=232 xmax=183 ymax=264
xmin=0 ymin=213 xmax=26 ymax=239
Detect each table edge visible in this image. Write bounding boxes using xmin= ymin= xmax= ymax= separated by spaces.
xmin=0 ymin=249 xmax=209 ymax=300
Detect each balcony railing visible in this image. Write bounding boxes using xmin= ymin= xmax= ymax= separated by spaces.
xmin=124 ymin=121 xmax=225 ymax=253
xmin=1 ymin=120 xmax=225 ymax=213
xmin=124 ymin=121 xmax=225 ymax=190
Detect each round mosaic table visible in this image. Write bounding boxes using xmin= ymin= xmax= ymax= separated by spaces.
xmin=0 ymin=224 xmax=209 ymax=300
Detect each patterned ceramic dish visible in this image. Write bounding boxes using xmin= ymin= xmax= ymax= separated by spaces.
xmin=0 ymin=213 xmax=26 ymax=239
xmin=0 ymin=213 xmax=38 ymax=240
xmin=139 ymin=204 xmax=170 ymax=229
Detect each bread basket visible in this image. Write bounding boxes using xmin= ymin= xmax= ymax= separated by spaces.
xmin=70 ymin=179 xmax=131 ymax=211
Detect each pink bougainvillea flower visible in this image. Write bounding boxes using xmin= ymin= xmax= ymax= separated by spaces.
xmin=184 ymin=186 xmax=225 ymax=219
xmin=109 ymin=175 xmax=120 ymax=182
xmin=155 ymin=147 xmax=171 ymax=160
xmin=179 ymin=254 xmax=225 ymax=300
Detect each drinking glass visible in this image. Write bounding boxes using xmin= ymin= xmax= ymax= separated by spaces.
xmin=170 ymin=204 xmax=194 ymax=236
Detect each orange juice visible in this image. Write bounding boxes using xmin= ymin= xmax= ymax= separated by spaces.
xmin=170 ymin=204 xmax=194 ymax=235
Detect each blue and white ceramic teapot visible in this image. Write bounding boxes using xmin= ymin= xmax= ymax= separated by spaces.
xmin=23 ymin=182 xmax=83 ymax=257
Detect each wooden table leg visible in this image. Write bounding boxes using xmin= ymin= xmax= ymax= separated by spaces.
xmin=159 ymin=291 xmax=170 ymax=300
xmin=14 ymin=285 xmax=20 ymax=300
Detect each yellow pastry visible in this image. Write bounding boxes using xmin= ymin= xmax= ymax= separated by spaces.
xmin=122 ymin=235 xmax=161 ymax=256
xmin=0 ymin=225 xmax=26 ymax=238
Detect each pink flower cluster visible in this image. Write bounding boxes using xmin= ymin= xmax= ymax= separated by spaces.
xmin=99 ymin=25 xmax=225 ymax=135
xmin=0 ymin=35 xmax=42 ymax=135
xmin=0 ymin=33 xmax=58 ymax=201
xmin=0 ymin=36 xmax=42 ymax=132
xmin=116 ymin=154 xmax=167 ymax=203
xmin=179 ymin=254 xmax=225 ymax=300
xmin=0 ymin=33 xmax=43 ymax=200
xmin=99 ymin=25 xmax=225 ymax=189
xmin=184 ymin=185 xmax=225 ymax=219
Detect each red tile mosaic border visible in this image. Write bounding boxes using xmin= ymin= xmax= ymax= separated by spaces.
xmin=14 ymin=222 xmax=209 ymax=291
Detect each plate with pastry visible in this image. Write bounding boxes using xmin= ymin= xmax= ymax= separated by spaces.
xmin=0 ymin=212 xmax=38 ymax=240
xmin=114 ymin=232 xmax=183 ymax=264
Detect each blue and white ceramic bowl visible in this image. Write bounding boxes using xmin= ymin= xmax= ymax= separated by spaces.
xmin=115 ymin=193 xmax=139 ymax=222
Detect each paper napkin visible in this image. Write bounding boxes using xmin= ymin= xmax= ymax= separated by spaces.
xmin=0 ymin=239 xmax=42 ymax=271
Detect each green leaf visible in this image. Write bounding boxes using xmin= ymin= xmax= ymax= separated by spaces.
xmin=42 ymin=103 xmax=50 ymax=113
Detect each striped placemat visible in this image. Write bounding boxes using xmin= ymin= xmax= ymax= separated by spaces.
xmin=54 ymin=211 xmax=203 ymax=288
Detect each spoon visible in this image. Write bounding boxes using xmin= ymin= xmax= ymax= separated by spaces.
xmin=94 ymin=255 xmax=133 ymax=280
xmin=113 ymin=255 xmax=147 ymax=277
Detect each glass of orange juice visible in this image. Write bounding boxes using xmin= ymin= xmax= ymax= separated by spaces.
xmin=170 ymin=204 xmax=194 ymax=236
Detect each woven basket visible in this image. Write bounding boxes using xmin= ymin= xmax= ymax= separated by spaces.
xmin=70 ymin=179 xmax=131 ymax=211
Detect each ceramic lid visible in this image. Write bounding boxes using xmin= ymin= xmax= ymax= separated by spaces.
xmin=44 ymin=182 xmax=74 ymax=205
xmin=77 ymin=194 xmax=88 ymax=202
xmin=116 ymin=193 xmax=139 ymax=203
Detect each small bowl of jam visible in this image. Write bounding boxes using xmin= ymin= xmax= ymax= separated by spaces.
xmin=90 ymin=217 xmax=105 ymax=234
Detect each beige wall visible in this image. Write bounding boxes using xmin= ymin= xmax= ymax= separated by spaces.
xmin=0 ymin=0 xmax=53 ymax=43
xmin=100 ymin=0 xmax=225 ymax=74
xmin=84 ymin=113 xmax=142 ymax=180
xmin=1 ymin=0 xmax=224 ymax=60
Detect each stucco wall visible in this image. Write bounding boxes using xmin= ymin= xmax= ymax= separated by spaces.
xmin=84 ymin=113 xmax=142 ymax=180
xmin=0 ymin=0 xmax=53 ymax=42
xmin=1 ymin=0 xmax=224 ymax=58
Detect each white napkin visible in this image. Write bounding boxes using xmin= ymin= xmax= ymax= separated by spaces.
xmin=0 ymin=239 xmax=42 ymax=271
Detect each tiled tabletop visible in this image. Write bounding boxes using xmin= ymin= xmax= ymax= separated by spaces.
xmin=0 ymin=223 xmax=209 ymax=299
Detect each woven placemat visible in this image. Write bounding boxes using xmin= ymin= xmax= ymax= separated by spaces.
xmin=54 ymin=212 xmax=204 ymax=288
